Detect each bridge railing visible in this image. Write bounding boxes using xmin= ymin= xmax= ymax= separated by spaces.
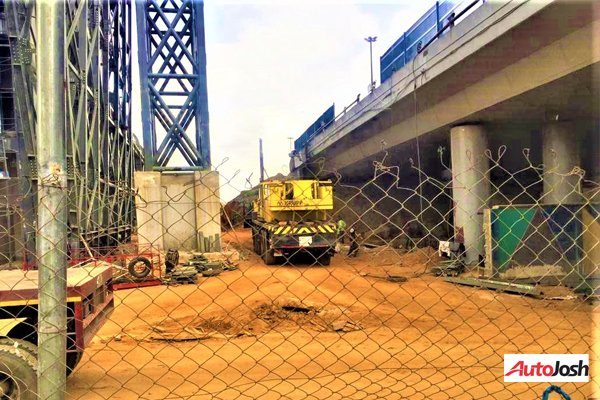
xmin=293 ymin=93 xmax=366 ymax=153
xmin=295 ymin=0 xmax=484 ymax=155
xmin=294 ymin=105 xmax=336 ymax=152
xmin=380 ymin=0 xmax=483 ymax=83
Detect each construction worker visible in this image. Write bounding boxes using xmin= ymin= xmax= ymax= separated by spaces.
xmin=336 ymin=218 xmax=347 ymax=243
xmin=348 ymin=227 xmax=359 ymax=257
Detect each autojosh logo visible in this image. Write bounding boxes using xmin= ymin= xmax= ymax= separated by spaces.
xmin=504 ymin=354 xmax=589 ymax=382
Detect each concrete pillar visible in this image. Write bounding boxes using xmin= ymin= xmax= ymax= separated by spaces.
xmin=135 ymin=171 xmax=222 ymax=252
xmin=161 ymin=173 xmax=197 ymax=250
xmin=194 ymin=171 xmax=222 ymax=252
xmin=450 ymin=124 xmax=490 ymax=265
xmin=542 ymin=122 xmax=581 ymax=204
xmin=134 ymin=171 xmax=164 ymax=250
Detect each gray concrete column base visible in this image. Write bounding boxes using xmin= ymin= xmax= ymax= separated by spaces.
xmin=542 ymin=121 xmax=582 ymax=204
xmin=450 ymin=124 xmax=490 ymax=265
xmin=134 ymin=170 xmax=221 ymax=252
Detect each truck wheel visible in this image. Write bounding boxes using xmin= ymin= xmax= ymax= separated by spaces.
xmin=255 ymin=229 xmax=263 ymax=255
xmin=262 ymin=234 xmax=276 ymax=265
xmin=252 ymin=229 xmax=259 ymax=254
xmin=263 ymin=249 xmax=276 ymax=265
xmin=0 ymin=344 xmax=37 ymax=400
xmin=318 ymin=253 xmax=331 ymax=266
xmin=127 ymin=256 xmax=152 ymax=280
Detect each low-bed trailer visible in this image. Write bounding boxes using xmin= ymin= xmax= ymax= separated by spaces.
xmin=0 ymin=265 xmax=114 ymax=399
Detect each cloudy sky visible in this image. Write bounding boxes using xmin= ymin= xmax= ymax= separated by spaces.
xmin=133 ymin=0 xmax=435 ymax=201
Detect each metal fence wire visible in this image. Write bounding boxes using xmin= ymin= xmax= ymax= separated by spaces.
xmin=0 ymin=146 xmax=598 ymax=399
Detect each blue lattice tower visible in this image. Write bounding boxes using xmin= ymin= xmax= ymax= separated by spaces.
xmin=136 ymin=0 xmax=210 ymax=170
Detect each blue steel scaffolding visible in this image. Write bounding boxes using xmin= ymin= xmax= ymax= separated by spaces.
xmin=136 ymin=0 xmax=210 ymax=170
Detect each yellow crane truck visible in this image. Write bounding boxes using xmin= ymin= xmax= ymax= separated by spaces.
xmin=250 ymin=179 xmax=336 ymax=265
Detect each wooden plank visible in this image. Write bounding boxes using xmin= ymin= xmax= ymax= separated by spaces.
xmin=483 ymin=208 xmax=493 ymax=277
xmin=443 ymin=276 xmax=542 ymax=298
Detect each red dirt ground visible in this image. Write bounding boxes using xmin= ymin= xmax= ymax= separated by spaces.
xmin=67 ymin=229 xmax=599 ymax=399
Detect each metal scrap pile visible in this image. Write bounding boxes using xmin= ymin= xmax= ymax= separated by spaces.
xmin=163 ymin=250 xmax=238 ymax=285
xmin=184 ymin=254 xmax=238 ymax=277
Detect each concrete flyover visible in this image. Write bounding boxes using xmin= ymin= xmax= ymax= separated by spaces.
xmin=291 ymin=0 xmax=600 ymax=272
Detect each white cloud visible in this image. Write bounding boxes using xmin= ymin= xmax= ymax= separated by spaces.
xmin=205 ymin=1 xmax=433 ymax=200
xmin=132 ymin=1 xmax=436 ymax=201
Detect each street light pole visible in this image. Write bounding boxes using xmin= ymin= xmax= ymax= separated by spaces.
xmin=364 ymin=36 xmax=377 ymax=92
xmin=259 ymin=138 xmax=265 ymax=182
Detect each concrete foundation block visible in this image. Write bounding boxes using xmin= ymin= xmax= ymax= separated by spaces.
xmin=134 ymin=171 xmax=222 ymax=252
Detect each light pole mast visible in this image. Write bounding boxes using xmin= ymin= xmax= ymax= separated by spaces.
xmin=364 ymin=36 xmax=377 ymax=93
xmin=259 ymin=138 xmax=265 ymax=182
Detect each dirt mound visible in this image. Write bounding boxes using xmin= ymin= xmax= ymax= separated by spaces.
xmin=144 ymin=298 xmax=365 ymax=341
xmin=251 ymin=302 xmax=323 ymax=331
xmin=398 ymin=246 xmax=440 ymax=267
xmin=359 ymin=246 xmax=440 ymax=274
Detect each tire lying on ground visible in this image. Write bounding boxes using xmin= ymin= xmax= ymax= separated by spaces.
xmin=127 ymin=256 xmax=152 ymax=280
xmin=0 ymin=343 xmax=37 ymax=400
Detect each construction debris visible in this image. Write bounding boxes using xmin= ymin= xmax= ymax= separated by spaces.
xmin=431 ymin=260 xmax=465 ymax=277
xmin=546 ymin=295 xmax=578 ymax=301
xmin=164 ymin=266 xmax=198 ymax=285
xmin=331 ymin=319 xmax=363 ymax=332
xmin=386 ymin=275 xmax=408 ymax=283
xmin=443 ymin=276 xmax=543 ymax=298
xmin=361 ymin=272 xmax=408 ymax=283
xmin=201 ymin=268 xmax=221 ymax=277
xmin=159 ymin=250 xmax=240 ymax=285
xmin=184 ymin=254 xmax=238 ymax=274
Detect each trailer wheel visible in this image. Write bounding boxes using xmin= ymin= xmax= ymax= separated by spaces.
xmin=66 ymin=351 xmax=83 ymax=376
xmin=0 ymin=338 xmax=37 ymax=360
xmin=127 ymin=256 xmax=152 ymax=280
xmin=0 ymin=343 xmax=37 ymax=400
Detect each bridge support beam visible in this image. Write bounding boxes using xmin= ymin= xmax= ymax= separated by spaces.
xmin=542 ymin=121 xmax=581 ymax=204
xmin=450 ymin=124 xmax=490 ymax=265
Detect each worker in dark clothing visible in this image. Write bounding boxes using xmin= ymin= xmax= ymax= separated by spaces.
xmin=348 ymin=227 xmax=359 ymax=257
xmin=165 ymin=248 xmax=179 ymax=274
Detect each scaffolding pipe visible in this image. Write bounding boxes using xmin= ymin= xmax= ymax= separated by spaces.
xmin=36 ymin=1 xmax=67 ymax=399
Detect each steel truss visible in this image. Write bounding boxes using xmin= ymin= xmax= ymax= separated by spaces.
xmin=136 ymin=0 xmax=210 ymax=170
xmin=3 ymin=0 xmax=138 ymax=257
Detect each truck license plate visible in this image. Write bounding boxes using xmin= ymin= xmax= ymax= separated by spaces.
xmin=299 ymin=236 xmax=313 ymax=247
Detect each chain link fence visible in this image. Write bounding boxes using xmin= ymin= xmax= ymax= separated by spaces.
xmin=0 ymin=146 xmax=598 ymax=399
